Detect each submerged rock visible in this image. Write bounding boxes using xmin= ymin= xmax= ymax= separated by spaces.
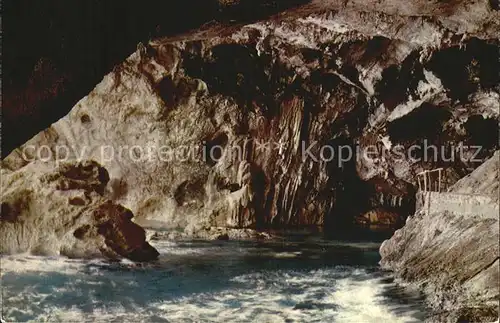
xmin=0 ymin=160 xmax=159 ymax=262
xmin=380 ymin=152 xmax=500 ymax=322
xmin=149 ymin=226 xmax=273 ymax=241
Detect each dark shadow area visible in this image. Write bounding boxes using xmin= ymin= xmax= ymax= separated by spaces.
xmin=464 ymin=115 xmax=499 ymax=153
xmin=203 ymin=132 xmax=229 ymax=166
xmin=462 ymin=115 xmax=500 ymax=169
xmin=2 ymin=0 xmax=312 ymax=157
xmin=173 ymin=178 xmax=207 ymax=207
xmin=183 ymin=43 xmax=277 ymax=115
xmin=387 ymin=103 xmax=451 ymax=144
xmin=155 ymin=76 xmax=178 ymax=107
xmin=374 ymin=51 xmax=424 ymax=110
xmin=426 ymin=38 xmax=500 ymax=102
xmin=490 ymin=0 xmax=499 ymax=10
xmin=322 ymin=138 xmax=373 ymax=238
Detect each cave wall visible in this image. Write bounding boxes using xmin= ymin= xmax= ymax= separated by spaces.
xmin=2 ymin=0 xmax=499 ymax=232
xmin=2 ymin=0 xmax=312 ymax=157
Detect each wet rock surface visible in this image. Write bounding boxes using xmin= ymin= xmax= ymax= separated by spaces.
xmin=0 ymin=160 xmax=159 ymax=262
xmin=149 ymin=227 xmax=273 ymax=241
xmin=380 ymin=152 xmax=500 ymax=322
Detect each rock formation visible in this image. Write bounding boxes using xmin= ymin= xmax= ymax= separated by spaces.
xmin=150 ymin=226 xmax=273 ymax=241
xmin=2 ymin=0 xmax=311 ymax=155
xmin=1 ymin=160 xmax=159 ymax=262
xmin=380 ymin=151 xmax=499 ymax=322
xmin=355 ymin=208 xmax=401 ymax=231
xmin=2 ymin=1 xmax=499 ymax=318
xmin=2 ymin=1 xmax=499 ymax=234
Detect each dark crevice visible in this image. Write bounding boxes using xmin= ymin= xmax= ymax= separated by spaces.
xmin=375 ymin=51 xmax=425 ymax=110
xmin=463 ymin=115 xmax=499 ymax=152
xmin=323 ymin=138 xmax=372 ymax=233
xmin=173 ymin=179 xmax=206 ymax=207
xmin=183 ymin=44 xmax=279 ymax=116
xmin=155 ymin=76 xmax=178 ymax=107
xmin=490 ymin=0 xmax=499 ymax=10
xmin=204 ymin=133 xmax=229 ymax=166
xmin=249 ymin=165 xmax=269 ymax=229
xmin=426 ymin=38 xmax=500 ymax=102
xmin=387 ymin=103 xmax=452 ymax=144
xmin=80 ymin=114 xmax=91 ymax=124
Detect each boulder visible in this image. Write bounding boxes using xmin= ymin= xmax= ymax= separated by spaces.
xmin=0 ymin=160 xmax=159 ymax=262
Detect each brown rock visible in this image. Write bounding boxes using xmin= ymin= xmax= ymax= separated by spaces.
xmin=355 ymin=208 xmax=401 ymax=229
xmin=0 ymin=160 xmax=158 ymax=262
